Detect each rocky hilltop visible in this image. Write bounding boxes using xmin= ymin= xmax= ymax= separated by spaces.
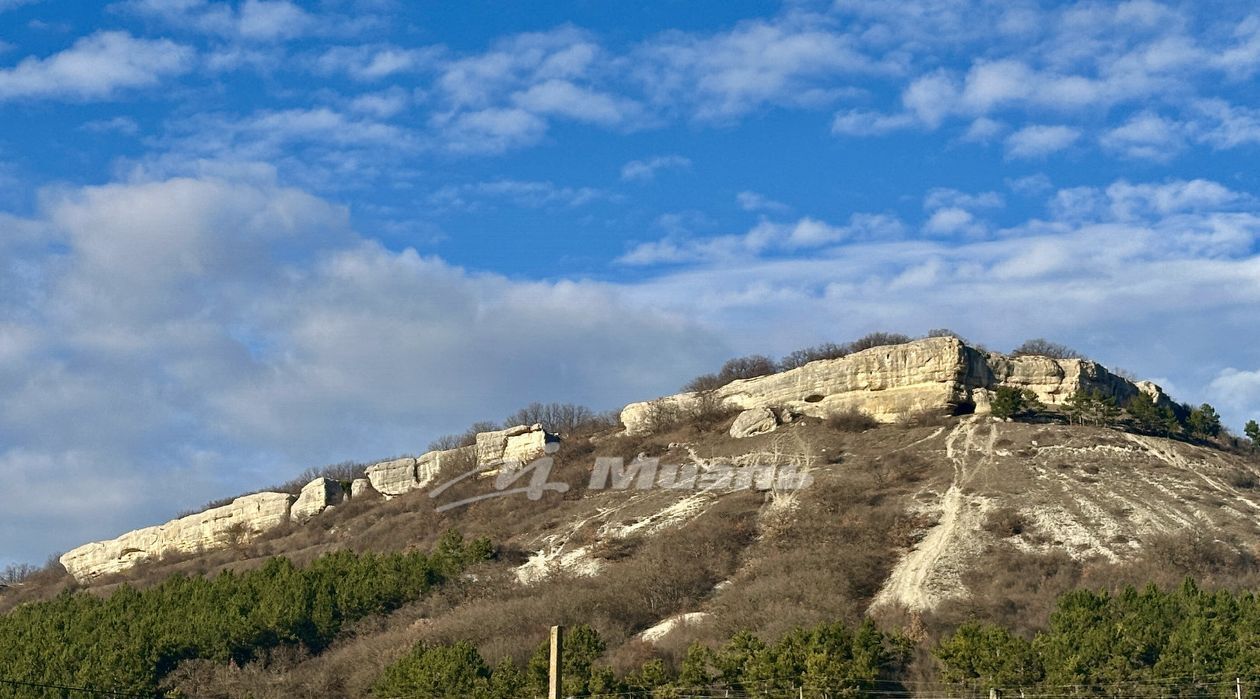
xmin=56 ymin=337 xmax=1186 ymax=583
xmin=622 ymin=336 xmax=1171 ymax=434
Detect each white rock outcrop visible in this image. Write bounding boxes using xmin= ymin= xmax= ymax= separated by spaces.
xmin=729 ymin=407 xmax=778 ymax=438
xmin=364 ymin=446 xmax=471 ymax=499
xmin=291 ymin=477 xmax=343 ymax=522
xmin=621 ymin=337 xmax=1171 ymax=434
xmin=475 ymin=424 xmax=556 ymax=467
xmin=60 ymin=492 xmax=294 ymax=581
xmin=365 ymin=457 xmax=420 ymax=497
xmin=349 ymin=478 xmax=374 ymax=499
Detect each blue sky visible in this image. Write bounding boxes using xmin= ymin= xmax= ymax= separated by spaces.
xmin=2 ymin=0 xmax=1260 ymax=567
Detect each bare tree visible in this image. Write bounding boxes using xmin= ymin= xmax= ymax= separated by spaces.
xmin=779 ymin=342 xmax=850 ymax=370
xmin=0 ymin=563 xmax=37 ymax=585
xmin=849 ymin=332 xmax=913 ymax=352
xmin=503 ymin=402 xmax=600 ymax=435
xmin=1012 ymin=338 xmax=1085 ymax=360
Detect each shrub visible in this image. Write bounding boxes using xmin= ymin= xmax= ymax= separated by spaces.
xmin=717 ymin=355 xmax=777 ymax=383
xmin=641 ymin=398 xmax=690 ymax=433
xmin=1011 ymin=338 xmax=1084 ymax=360
xmin=779 ymin=342 xmax=850 ymax=371
xmin=1227 ymin=470 xmax=1257 ymax=490
xmin=683 ymin=373 xmax=726 ymax=393
xmin=982 ymin=507 xmax=1030 ymax=537
xmin=827 ymin=409 xmax=880 ymax=432
xmin=682 ymin=355 xmax=776 ymax=393
xmin=849 ymin=332 xmax=913 ymax=353
xmin=373 ymin=641 xmax=493 ymax=698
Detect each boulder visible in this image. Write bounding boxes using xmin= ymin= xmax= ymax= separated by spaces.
xmin=291 ymin=477 xmax=343 ymax=522
xmin=729 ymin=407 xmax=778 ymax=438
xmin=349 ymin=478 xmax=375 ymax=499
xmin=59 ymin=491 xmax=294 ymax=581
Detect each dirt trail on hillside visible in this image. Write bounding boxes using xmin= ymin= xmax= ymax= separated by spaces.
xmin=872 ymin=418 xmax=993 ymax=612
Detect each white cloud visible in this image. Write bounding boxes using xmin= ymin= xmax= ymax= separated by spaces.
xmin=1005 ymin=124 xmax=1080 ymax=158
xmin=924 ymin=188 xmax=1004 ymax=212
xmin=315 ymin=44 xmax=438 ymax=81
xmin=1007 ymin=173 xmax=1054 ymax=196
xmin=432 ymin=107 xmax=548 ymax=154
xmin=901 ymin=70 xmax=957 ymax=128
xmin=923 ymin=207 xmax=977 ymax=236
xmin=513 ymin=79 xmax=640 ymax=126
xmin=121 ymin=0 xmax=325 ymax=41
xmin=1100 ymin=112 xmax=1186 ymax=160
xmin=619 ymin=214 xmax=901 ymax=265
xmin=962 ymin=117 xmax=1005 ymax=142
xmin=620 ymin=154 xmax=691 ymax=182
xmin=347 ymin=88 xmax=411 ymax=118
xmin=235 ymin=0 xmax=318 ymax=41
xmin=1190 ymin=99 xmax=1260 ymax=149
xmin=0 ymin=31 xmax=193 ymax=101
xmin=1105 ymin=179 xmax=1243 ymax=220
xmin=160 ymin=107 xmax=417 ymax=184
xmin=0 ymin=0 xmax=39 ymax=11
xmin=831 ymin=109 xmax=917 ymax=136
xmin=428 ymin=27 xmax=637 ymax=153
xmin=80 ymin=115 xmax=140 ymax=135
xmin=1207 ymin=368 xmax=1260 ymax=422
xmin=736 ymin=191 xmax=789 ymax=213
xmin=428 ymin=179 xmax=609 ymax=211
xmin=636 ymin=13 xmax=888 ymax=121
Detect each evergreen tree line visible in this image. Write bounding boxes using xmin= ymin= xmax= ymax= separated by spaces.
xmin=938 ymin=580 xmax=1260 ymax=697
xmin=377 ymin=582 xmax=1260 ymax=698
xmin=374 ymin=620 xmax=910 ymax=698
xmin=988 ymin=385 xmax=1234 ymax=443
xmin=0 ymin=531 xmax=492 ymax=698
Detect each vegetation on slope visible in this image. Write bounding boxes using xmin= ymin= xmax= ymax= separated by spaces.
xmin=938 ymin=580 xmax=1260 ymax=696
xmin=0 ymin=531 xmax=491 ymax=698
xmin=373 ymin=580 xmax=1260 ymax=698
xmin=375 ymin=620 xmax=910 ymax=698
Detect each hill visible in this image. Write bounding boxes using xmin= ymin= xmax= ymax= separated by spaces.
xmin=3 ymin=335 xmax=1259 ymax=697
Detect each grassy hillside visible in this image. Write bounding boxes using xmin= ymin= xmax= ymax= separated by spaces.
xmin=3 ymin=399 xmax=1260 ymax=697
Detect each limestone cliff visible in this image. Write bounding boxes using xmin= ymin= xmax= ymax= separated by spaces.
xmin=62 ymin=424 xmax=559 ymax=581
xmin=620 ymin=337 xmax=1171 ymax=434
xmin=60 ymin=492 xmax=294 ymax=581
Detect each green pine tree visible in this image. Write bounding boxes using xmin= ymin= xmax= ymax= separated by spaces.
xmin=1188 ymin=403 xmax=1222 ymax=438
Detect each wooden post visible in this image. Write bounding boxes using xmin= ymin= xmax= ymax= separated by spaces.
xmin=1237 ymin=677 xmax=1243 ymax=699
xmin=549 ymin=625 xmax=563 ymax=699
